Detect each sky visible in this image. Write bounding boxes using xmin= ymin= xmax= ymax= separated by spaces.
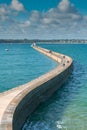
xmin=0 ymin=0 xmax=87 ymax=39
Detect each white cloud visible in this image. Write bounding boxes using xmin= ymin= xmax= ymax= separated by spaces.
xmin=58 ymin=0 xmax=78 ymax=13
xmin=42 ymin=18 xmax=53 ymax=24
xmin=0 ymin=4 xmax=11 ymax=21
xmin=21 ymin=0 xmax=87 ymax=39
xmin=0 ymin=7 xmax=6 ymax=14
xmin=0 ymin=0 xmax=87 ymax=39
xmin=0 ymin=4 xmax=10 ymax=15
xmin=0 ymin=0 xmax=25 ymax=21
xmin=20 ymin=21 xmax=31 ymax=28
xmin=29 ymin=10 xmax=41 ymax=23
xmin=11 ymin=0 xmax=24 ymax=11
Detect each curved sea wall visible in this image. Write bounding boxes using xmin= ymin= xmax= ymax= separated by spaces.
xmin=0 ymin=46 xmax=73 ymax=130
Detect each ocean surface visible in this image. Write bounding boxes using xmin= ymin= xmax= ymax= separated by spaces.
xmin=0 ymin=43 xmax=87 ymax=130
xmin=0 ymin=43 xmax=57 ymax=92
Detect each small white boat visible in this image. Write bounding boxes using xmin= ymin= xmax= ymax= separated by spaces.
xmin=5 ymin=48 xmax=9 ymax=51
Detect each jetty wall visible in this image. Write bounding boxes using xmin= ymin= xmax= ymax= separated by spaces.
xmin=0 ymin=46 xmax=73 ymax=130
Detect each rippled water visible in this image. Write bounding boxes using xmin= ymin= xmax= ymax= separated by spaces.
xmin=22 ymin=44 xmax=87 ymax=130
xmin=0 ymin=43 xmax=57 ymax=92
xmin=0 ymin=43 xmax=87 ymax=130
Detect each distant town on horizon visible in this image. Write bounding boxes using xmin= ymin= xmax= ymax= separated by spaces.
xmin=0 ymin=39 xmax=87 ymax=44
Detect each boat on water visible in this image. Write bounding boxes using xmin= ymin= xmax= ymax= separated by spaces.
xmin=5 ymin=49 xmax=9 ymax=51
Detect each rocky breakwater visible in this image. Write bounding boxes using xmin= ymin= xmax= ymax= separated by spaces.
xmin=0 ymin=45 xmax=73 ymax=130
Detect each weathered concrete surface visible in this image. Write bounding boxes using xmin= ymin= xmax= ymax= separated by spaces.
xmin=0 ymin=46 xmax=73 ymax=130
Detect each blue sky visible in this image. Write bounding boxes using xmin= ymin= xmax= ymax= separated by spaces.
xmin=0 ymin=0 xmax=87 ymax=39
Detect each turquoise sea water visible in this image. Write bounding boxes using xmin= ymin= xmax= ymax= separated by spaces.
xmin=0 ymin=43 xmax=87 ymax=130
xmin=22 ymin=44 xmax=87 ymax=130
xmin=0 ymin=43 xmax=57 ymax=92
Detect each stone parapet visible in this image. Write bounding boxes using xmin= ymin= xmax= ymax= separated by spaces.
xmin=0 ymin=45 xmax=73 ymax=130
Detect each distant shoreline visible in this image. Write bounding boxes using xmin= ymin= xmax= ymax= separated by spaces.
xmin=0 ymin=39 xmax=87 ymax=44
